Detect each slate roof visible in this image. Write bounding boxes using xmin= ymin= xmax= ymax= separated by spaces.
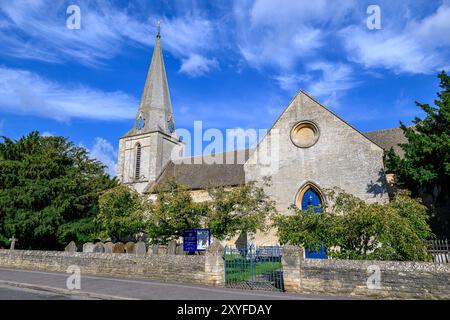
xmin=364 ymin=127 xmax=408 ymax=158
xmin=144 ymin=149 xmax=253 ymax=193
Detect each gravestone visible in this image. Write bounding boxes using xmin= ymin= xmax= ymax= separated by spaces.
xmin=65 ymin=241 xmax=77 ymax=252
xmin=175 ymin=243 xmax=183 ymax=255
xmin=206 ymin=239 xmax=224 ymax=256
xmin=125 ymin=242 xmax=136 ymax=254
xmin=168 ymin=241 xmax=177 ymax=255
xmin=93 ymin=242 xmax=105 ymax=253
xmin=112 ymin=242 xmax=125 ymax=253
xmin=83 ymin=242 xmax=94 ymax=253
xmin=9 ymin=236 xmax=18 ymax=250
xmin=135 ymin=241 xmax=146 ymax=256
xmin=159 ymin=245 xmax=167 ymax=255
xmin=235 ymin=232 xmax=247 ymax=252
xmin=149 ymin=244 xmax=159 ymax=255
xmin=104 ymin=242 xmax=114 ymax=253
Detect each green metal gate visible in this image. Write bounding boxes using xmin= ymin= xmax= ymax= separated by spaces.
xmin=223 ymin=244 xmax=284 ymax=291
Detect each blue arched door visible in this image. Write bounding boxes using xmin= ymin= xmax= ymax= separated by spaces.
xmin=301 ymin=188 xmax=327 ymax=259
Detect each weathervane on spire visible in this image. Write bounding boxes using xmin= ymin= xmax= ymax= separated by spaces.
xmin=157 ymin=20 xmax=162 ymax=38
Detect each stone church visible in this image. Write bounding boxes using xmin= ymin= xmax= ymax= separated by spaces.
xmin=117 ymin=33 xmax=405 ymax=245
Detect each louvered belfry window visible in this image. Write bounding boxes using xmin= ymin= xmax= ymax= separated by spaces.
xmin=135 ymin=143 xmax=141 ymax=180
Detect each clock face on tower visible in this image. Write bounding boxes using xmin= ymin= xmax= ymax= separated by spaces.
xmin=136 ymin=115 xmax=145 ymax=131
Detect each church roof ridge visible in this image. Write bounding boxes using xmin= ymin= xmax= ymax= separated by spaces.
xmin=364 ymin=126 xmax=408 ymax=134
xmin=177 ymin=148 xmax=255 ymax=164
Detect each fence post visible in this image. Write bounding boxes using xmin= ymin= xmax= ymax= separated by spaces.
xmin=249 ymin=244 xmax=254 ymax=290
xmin=280 ymin=245 xmax=303 ymax=293
xmin=224 ymin=245 xmax=228 ymax=287
xmin=205 ymin=240 xmax=225 ymax=287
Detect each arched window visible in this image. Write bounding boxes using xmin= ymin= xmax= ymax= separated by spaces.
xmin=296 ymin=182 xmax=324 ymax=213
xmin=135 ymin=143 xmax=141 ymax=180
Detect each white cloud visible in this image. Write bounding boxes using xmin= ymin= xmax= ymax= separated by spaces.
xmin=306 ymin=62 xmax=359 ymax=109
xmin=231 ymin=0 xmax=363 ymax=102
xmin=239 ymin=26 xmax=324 ymax=71
xmin=179 ymin=54 xmax=218 ymax=77
xmin=161 ymin=15 xmax=216 ymax=57
xmin=0 ymin=66 xmax=137 ymax=122
xmin=0 ymin=1 xmax=219 ymax=75
xmin=159 ymin=14 xmax=219 ymax=76
xmin=306 ymin=62 xmax=358 ymax=99
xmin=233 ymin=0 xmax=357 ymax=71
xmin=274 ymin=62 xmax=358 ymax=109
xmin=273 ymin=74 xmax=311 ymax=92
xmin=88 ymin=137 xmax=117 ymax=177
xmin=0 ymin=0 xmax=149 ymax=66
xmin=341 ymin=4 xmax=450 ymax=74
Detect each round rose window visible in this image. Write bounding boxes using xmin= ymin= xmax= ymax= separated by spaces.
xmin=290 ymin=121 xmax=320 ymax=148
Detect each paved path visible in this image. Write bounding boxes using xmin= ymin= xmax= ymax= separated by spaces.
xmin=0 ymin=284 xmax=86 ymax=300
xmin=0 ymin=267 xmax=353 ymax=300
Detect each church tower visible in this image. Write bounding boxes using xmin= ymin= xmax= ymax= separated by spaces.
xmin=117 ymin=29 xmax=183 ymax=193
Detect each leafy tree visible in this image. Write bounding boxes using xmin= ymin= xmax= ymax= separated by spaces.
xmin=274 ymin=189 xmax=433 ymax=261
xmin=97 ymin=185 xmax=149 ymax=242
xmin=0 ymin=132 xmax=116 ymax=249
xmin=146 ymin=179 xmax=207 ymax=244
xmin=385 ymin=71 xmax=450 ymax=237
xmin=206 ymin=177 xmax=277 ymax=240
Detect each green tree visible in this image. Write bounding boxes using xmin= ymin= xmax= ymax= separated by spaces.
xmin=385 ymin=71 xmax=450 ymax=237
xmin=97 ymin=185 xmax=149 ymax=242
xmin=206 ymin=177 xmax=277 ymax=240
xmin=0 ymin=132 xmax=116 ymax=249
xmin=274 ymin=189 xmax=433 ymax=261
xmin=146 ymin=180 xmax=207 ymax=244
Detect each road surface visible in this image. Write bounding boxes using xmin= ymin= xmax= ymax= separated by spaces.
xmin=0 ymin=267 xmax=352 ymax=300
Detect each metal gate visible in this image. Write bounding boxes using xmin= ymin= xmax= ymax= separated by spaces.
xmin=428 ymin=239 xmax=450 ymax=263
xmin=223 ymin=244 xmax=284 ymax=291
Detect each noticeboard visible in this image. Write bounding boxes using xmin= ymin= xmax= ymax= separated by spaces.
xmin=183 ymin=228 xmax=210 ymax=252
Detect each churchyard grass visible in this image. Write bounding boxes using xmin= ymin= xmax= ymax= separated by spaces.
xmin=224 ymin=254 xmax=282 ymax=282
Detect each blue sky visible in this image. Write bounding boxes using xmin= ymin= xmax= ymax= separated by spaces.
xmin=0 ymin=0 xmax=449 ymax=176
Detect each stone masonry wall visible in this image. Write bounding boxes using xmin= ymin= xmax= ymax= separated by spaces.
xmin=1 ymin=248 xmax=449 ymax=299
xmin=245 ymin=92 xmax=389 ymax=218
xmin=281 ymin=246 xmax=450 ymax=299
xmin=0 ymin=249 xmax=223 ymax=287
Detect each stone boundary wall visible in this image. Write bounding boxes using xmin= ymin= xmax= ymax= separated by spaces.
xmin=1 ymin=247 xmax=449 ymax=299
xmin=0 ymin=249 xmax=224 ymax=287
xmin=281 ymin=246 xmax=450 ymax=299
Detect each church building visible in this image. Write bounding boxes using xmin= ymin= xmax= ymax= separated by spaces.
xmin=117 ymin=32 xmax=405 ymax=245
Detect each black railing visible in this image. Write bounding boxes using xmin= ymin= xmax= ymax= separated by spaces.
xmin=428 ymin=239 xmax=449 ymax=264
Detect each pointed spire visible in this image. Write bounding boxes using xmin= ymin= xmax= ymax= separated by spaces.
xmin=157 ymin=20 xmax=161 ymax=38
xmin=130 ymin=25 xmax=175 ymax=136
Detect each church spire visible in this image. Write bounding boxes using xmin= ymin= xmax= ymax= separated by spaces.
xmin=131 ymin=25 xmax=175 ymax=136
xmin=157 ymin=20 xmax=161 ymax=38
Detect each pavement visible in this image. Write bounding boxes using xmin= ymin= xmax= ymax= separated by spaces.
xmin=0 ymin=284 xmax=85 ymax=300
xmin=0 ymin=267 xmax=353 ymax=300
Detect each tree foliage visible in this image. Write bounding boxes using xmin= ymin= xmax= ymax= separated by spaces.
xmin=146 ymin=180 xmax=207 ymax=244
xmin=97 ymin=185 xmax=149 ymax=242
xmin=385 ymin=71 xmax=450 ymax=236
xmin=0 ymin=132 xmax=116 ymax=249
xmin=274 ymin=189 xmax=433 ymax=261
xmin=206 ymin=177 xmax=277 ymax=241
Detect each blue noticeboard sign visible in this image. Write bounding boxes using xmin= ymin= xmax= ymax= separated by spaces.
xmin=183 ymin=228 xmax=210 ymax=252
